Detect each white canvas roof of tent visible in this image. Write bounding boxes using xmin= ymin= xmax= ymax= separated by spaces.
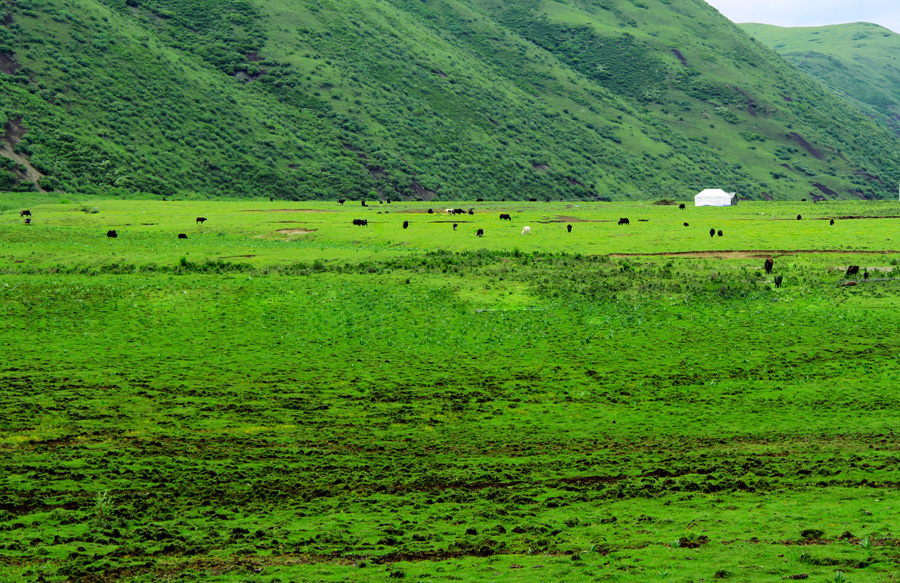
xmin=694 ymin=189 xmax=736 ymax=205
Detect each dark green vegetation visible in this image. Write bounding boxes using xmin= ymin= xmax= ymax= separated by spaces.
xmin=3 ymin=197 xmax=900 ymax=581
xmin=743 ymin=22 xmax=900 ymax=140
xmin=2 ymin=0 xmax=900 ymax=200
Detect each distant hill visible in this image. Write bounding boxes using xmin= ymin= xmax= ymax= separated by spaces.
xmin=1 ymin=0 xmax=899 ymax=200
xmin=743 ymin=22 xmax=900 ymax=142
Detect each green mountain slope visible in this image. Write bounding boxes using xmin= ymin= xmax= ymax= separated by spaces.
xmin=1 ymin=0 xmax=899 ymax=200
xmin=742 ymin=22 xmax=900 ymax=138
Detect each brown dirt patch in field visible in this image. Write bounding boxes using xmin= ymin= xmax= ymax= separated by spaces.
xmin=540 ymin=215 xmax=599 ymax=223
xmin=608 ymin=250 xmax=900 ymax=259
xmin=275 ymin=228 xmax=316 ymax=236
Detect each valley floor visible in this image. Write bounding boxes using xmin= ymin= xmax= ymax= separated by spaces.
xmin=1 ymin=197 xmax=899 ymax=582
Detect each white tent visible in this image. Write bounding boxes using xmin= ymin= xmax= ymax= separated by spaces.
xmin=694 ymin=189 xmax=737 ymax=207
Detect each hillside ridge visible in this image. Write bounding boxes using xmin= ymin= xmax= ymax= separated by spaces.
xmin=0 ymin=0 xmax=898 ymax=200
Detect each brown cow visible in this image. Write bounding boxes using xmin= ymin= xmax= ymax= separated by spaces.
xmin=764 ymin=258 xmax=773 ymax=274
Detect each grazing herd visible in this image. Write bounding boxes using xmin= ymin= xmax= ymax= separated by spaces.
xmin=12 ymin=202 xmax=873 ymax=284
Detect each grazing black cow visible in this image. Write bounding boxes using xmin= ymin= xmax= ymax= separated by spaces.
xmin=717 ymin=229 xmax=723 ymax=237
xmin=618 ymin=217 xmax=630 ymax=225
xmin=269 ymin=197 xmax=274 ymax=202
xmin=477 ymin=198 xmax=484 ymax=202
xmin=361 ymin=200 xmax=367 ymax=207
xmin=499 ymin=214 xmax=512 ymax=221
xmin=453 ymin=208 xmax=466 ymax=215
xmin=684 ymin=222 xmax=689 ymax=227
xmin=709 ymin=228 xmax=715 ymax=237
xmin=20 ymin=210 xmax=31 ymax=217
xmin=338 ymin=199 xmax=346 ymax=205
xmin=196 ymin=217 xmax=207 ymax=224
xmin=107 ymin=230 xmax=117 ymax=238
xmin=846 ymin=265 xmax=860 ymax=276
xmin=476 ymin=228 xmax=484 ymax=237
xmin=468 ymin=209 xmax=474 ymax=215
xmin=679 ymin=203 xmax=685 ymax=210
xmin=402 ymin=221 xmax=409 ymax=229
xmin=379 ymin=199 xmax=383 ymax=204
xmin=453 ymin=223 xmax=458 ymax=231
xmin=501 ymin=198 xmax=505 ymax=202
xmin=386 ymin=198 xmax=391 ymax=204
xmin=24 ymin=217 xmax=31 ymax=225
xmin=529 ymin=198 xmax=538 ymax=202
xmin=797 ymin=214 xmax=802 ymax=220
xmin=774 ymin=275 xmax=783 ymax=288
xmin=428 ymin=208 xmax=434 ymax=214
xmin=178 ymin=233 xmax=188 ymax=239
xmin=764 ymin=258 xmax=774 ymax=274
xmin=830 ymin=218 xmax=835 ymax=226
xmin=546 ymin=199 xmax=551 ymax=203
xmin=864 ymin=270 xmax=870 ymax=280
xmin=567 ymin=224 xmax=572 ymax=233
xmin=352 ymin=219 xmax=368 ymax=226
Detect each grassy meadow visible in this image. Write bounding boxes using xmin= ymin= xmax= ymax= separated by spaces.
xmin=3 ymin=195 xmax=900 ymax=582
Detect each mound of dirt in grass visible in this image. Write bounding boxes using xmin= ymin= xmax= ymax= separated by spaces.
xmin=275 ymin=228 xmax=316 ymax=236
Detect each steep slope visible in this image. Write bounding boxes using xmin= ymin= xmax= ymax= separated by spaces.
xmin=1 ymin=0 xmax=899 ymax=200
xmin=742 ymin=22 xmax=900 ymax=138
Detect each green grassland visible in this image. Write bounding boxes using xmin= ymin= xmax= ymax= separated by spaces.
xmin=2 ymin=0 xmax=900 ymax=200
xmin=3 ymin=197 xmax=900 ymax=581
